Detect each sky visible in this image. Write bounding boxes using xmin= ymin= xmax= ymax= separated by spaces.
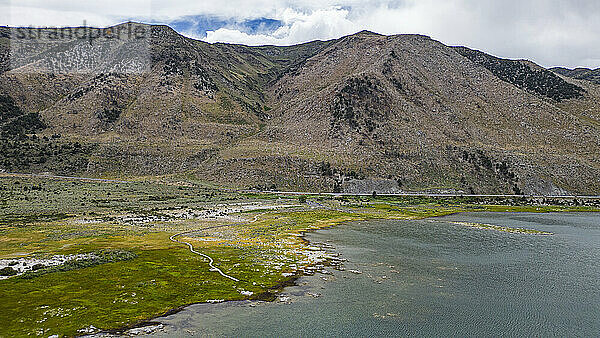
xmin=1 ymin=0 xmax=599 ymax=68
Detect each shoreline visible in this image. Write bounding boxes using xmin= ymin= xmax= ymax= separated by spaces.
xmin=88 ymin=209 xmax=600 ymax=336
xmin=94 ymin=224 xmax=345 ymax=336
xmin=3 ymin=174 xmax=600 ymax=336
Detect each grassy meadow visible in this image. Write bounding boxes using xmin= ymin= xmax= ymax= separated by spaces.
xmin=0 ymin=174 xmax=598 ymax=336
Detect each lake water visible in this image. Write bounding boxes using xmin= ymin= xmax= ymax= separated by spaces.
xmin=150 ymin=212 xmax=600 ymax=337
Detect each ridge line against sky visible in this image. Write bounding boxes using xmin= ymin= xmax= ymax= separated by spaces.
xmin=1 ymin=0 xmax=599 ymax=68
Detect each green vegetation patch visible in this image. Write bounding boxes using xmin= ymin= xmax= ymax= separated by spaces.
xmin=20 ymin=250 xmax=138 ymax=280
xmin=0 ymin=176 xmax=239 ymax=216
xmin=0 ymin=213 xmax=70 ymax=227
xmin=451 ymin=221 xmax=553 ymax=235
xmin=0 ymin=266 xmax=17 ymax=276
xmin=0 ymin=248 xmax=242 ymax=337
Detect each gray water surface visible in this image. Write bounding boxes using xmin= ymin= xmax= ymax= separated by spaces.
xmin=151 ymin=212 xmax=600 ymax=337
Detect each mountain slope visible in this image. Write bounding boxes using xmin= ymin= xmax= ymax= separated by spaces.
xmin=551 ymin=67 xmax=600 ymax=85
xmin=453 ymin=47 xmax=585 ymax=101
xmin=240 ymin=31 xmax=600 ymax=194
xmin=1 ymin=25 xmax=599 ymax=195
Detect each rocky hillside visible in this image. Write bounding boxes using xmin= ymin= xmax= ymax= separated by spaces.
xmin=1 ymin=24 xmax=599 ymax=195
xmin=551 ymin=67 xmax=600 ymax=85
xmin=454 ymin=47 xmax=585 ymax=101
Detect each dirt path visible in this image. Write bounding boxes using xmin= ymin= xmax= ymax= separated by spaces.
xmin=169 ymin=213 xmax=265 ymax=282
xmin=170 ymin=228 xmax=240 ymax=282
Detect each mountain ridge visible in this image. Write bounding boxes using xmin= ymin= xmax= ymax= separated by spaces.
xmin=1 ymin=24 xmax=599 ymax=195
xmin=550 ymin=66 xmax=600 ymax=85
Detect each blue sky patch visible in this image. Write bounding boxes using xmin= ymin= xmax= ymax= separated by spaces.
xmin=164 ymin=15 xmax=283 ymax=39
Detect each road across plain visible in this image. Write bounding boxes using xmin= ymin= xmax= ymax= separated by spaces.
xmin=4 ymin=172 xmax=599 ymax=200
xmin=242 ymin=190 xmax=600 ymax=199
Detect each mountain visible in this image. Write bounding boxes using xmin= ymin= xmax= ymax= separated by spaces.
xmin=550 ymin=67 xmax=600 ymax=85
xmin=1 ymin=24 xmax=599 ymax=195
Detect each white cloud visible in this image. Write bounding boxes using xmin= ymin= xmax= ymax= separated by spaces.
xmin=1 ymin=0 xmax=599 ymax=68
xmin=203 ymin=0 xmax=600 ymax=68
xmin=3 ymin=0 xmax=153 ymax=27
xmin=205 ymin=7 xmax=358 ymax=45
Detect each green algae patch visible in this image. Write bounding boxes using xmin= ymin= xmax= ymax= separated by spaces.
xmin=451 ymin=221 xmax=553 ymax=235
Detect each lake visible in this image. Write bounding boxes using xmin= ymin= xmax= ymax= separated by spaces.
xmin=149 ymin=212 xmax=600 ymax=337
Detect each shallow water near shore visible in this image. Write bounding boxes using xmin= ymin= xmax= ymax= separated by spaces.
xmin=148 ymin=212 xmax=600 ymax=337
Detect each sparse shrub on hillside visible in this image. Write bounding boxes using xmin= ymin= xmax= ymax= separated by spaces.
xmin=319 ymin=161 xmax=334 ymax=177
xmin=250 ymin=183 xmax=278 ymax=191
xmin=396 ymin=178 xmax=403 ymax=187
xmin=458 ymin=147 xmax=521 ymax=194
xmin=0 ymin=94 xmax=95 ymax=174
xmin=551 ymin=67 xmax=600 ymax=85
xmin=333 ymin=183 xmax=342 ymax=193
xmin=0 ymin=134 xmax=95 ymax=174
xmin=331 ymin=75 xmax=389 ymax=135
xmin=0 ymin=95 xmax=24 ymax=122
xmin=0 ymin=94 xmax=46 ymax=137
xmin=191 ymin=62 xmax=218 ymax=93
xmin=0 ymin=95 xmax=46 ymax=137
xmin=454 ymin=47 xmax=584 ymax=101
xmin=1 ymin=112 xmax=46 ymax=136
